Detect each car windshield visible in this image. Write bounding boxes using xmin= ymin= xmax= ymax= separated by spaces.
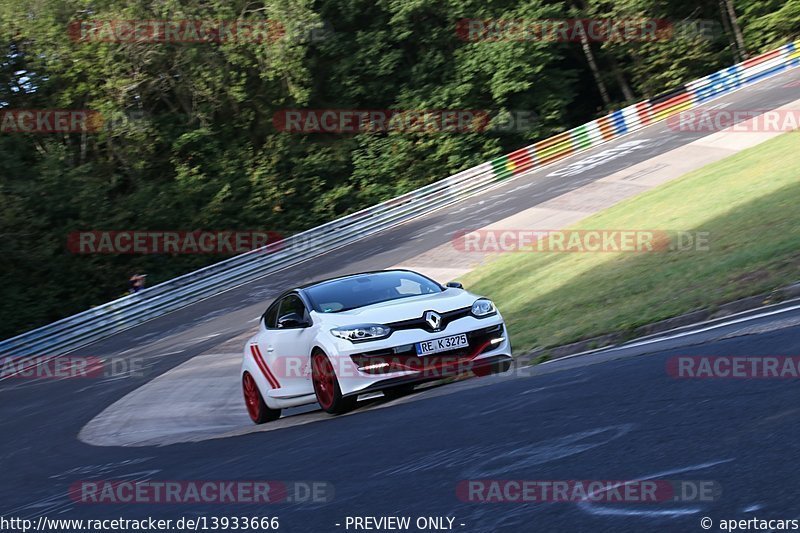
xmin=305 ymin=271 xmax=443 ymax=313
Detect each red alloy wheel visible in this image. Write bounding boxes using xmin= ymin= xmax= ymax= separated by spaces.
xmin=312 ymin=353 xmax=335 ymax=410
xmin=242 ymin=372 xmax=262 ymax=421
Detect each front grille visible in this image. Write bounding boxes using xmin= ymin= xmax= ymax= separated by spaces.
xmin=386 ymin=307 xmax=472 ymax=333
xmin=351 ymin=324 xmax=503 ymax=375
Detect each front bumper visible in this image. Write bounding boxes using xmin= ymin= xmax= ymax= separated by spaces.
xmin=325 ymin=314 xmax=512 ymax=397
xmin=348 ymin=354 xmax=513 ymax=397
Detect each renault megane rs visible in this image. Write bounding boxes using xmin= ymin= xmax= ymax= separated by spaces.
xmin=241 ymin=269 xmax=512 ymax=423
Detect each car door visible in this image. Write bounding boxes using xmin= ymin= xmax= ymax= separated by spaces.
xmin=265 ymin=293 xmax=315 ymax=391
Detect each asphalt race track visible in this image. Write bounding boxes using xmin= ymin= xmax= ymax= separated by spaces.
xmin=1 ymin=68 xmax=799 ymax=532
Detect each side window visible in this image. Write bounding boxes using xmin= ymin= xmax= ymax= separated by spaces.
xmin=263 ymin=301 xmax=280 ymax=329
xmin=278 ymin=294 xmax=307 ymax=320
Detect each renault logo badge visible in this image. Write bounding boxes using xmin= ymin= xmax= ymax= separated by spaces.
xmin=424 ymin=311 xmax=442 ymax=331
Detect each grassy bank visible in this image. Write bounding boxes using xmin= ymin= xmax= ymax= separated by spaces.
xmin=461 ymin=132 xmax=800 ymax=354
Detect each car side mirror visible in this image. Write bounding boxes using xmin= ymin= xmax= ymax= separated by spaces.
xmin=277 ymin=312 xmax=309 ymax=328
xmin=446 ymin=281 xmax=463 ymax=289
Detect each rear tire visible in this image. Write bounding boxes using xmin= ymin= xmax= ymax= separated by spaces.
xmin=242 ymin=372 xmax=281 ymax=424
xmin=312 ymin=351 xmax=357 ymax=415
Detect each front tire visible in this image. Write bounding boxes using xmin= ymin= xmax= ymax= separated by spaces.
xmin=312 ymin=351 xmax=357 ymax=415
xmin=242 ymin=372 xmax=281 ymax=424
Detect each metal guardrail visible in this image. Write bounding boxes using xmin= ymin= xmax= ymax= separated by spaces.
xmin=2 ymin=40 xmax=798 ymax=357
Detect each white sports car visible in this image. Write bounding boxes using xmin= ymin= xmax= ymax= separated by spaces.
xmin=241 ymin=269 xmax=512 ymax=423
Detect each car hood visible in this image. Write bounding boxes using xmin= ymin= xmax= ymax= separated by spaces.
xmin=313 ymin=289 xmax=479 ymax=326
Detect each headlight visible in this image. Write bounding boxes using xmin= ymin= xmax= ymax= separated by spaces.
xmin=331 ymin=324 xmax=392 ymax=342
xmin=471 ymin=298 xmax=497 ymax=318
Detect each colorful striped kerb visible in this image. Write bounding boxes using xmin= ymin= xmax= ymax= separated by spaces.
xmin=484 ymin=39 xmax=800 ymax=183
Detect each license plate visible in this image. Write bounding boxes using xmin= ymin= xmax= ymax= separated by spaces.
xmin=416 ymin=333 xmax=469 ymax=356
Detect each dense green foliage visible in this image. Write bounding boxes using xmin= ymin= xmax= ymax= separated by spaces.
xmin=0 ymin=0 xmax=795 ymax=338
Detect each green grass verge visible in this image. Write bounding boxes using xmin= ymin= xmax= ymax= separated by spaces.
xmin=461 ymin=132 xmax=800 ymax=354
